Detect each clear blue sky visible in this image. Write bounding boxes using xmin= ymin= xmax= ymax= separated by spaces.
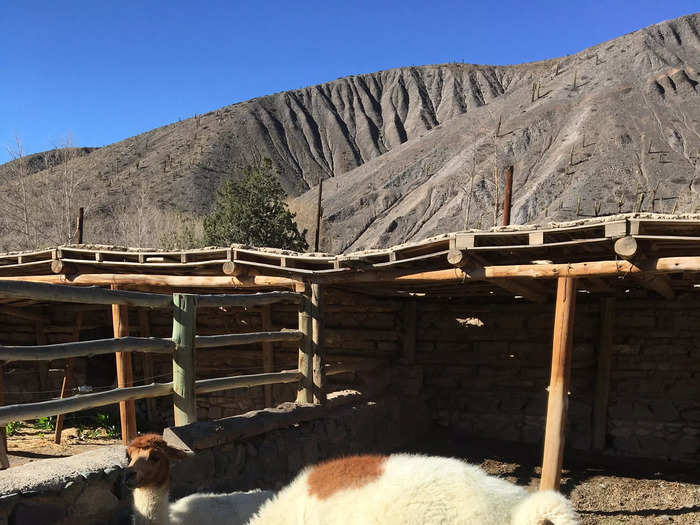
xmin=1 ymin=1 xmax=697 ymax=163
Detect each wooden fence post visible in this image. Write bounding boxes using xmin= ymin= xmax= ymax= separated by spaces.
xmin=261 ymin=305 xmax=274 ymax=407
xmin=172 ymin=293 xmax=198 ymax=426
xmin=138 ymin=309 xmax=158 ymax=425
xmin=311 ymin=283 xmax=325 ymax=404
xmin=112 ymin=289 xmax=137 ymax=444
xmin=54 ymin=311 xmax=83 ymax=444
xmin=592 ymin=297 xmax=615 ymax=451
xmin=540 ymin=277 xmax=577 ymax=491
xmin=296 ymin=287 xmax=313 ymax=404
xmin=0 ymin=363 xmax=9 ymax=469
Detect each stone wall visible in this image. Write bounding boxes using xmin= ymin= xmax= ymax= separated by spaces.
xmin=418 ymin=295 xmax=700 ymax=462
xmin=0 ymin=394 xmax=428 ymax=525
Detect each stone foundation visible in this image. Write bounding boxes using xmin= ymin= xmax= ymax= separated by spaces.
xmin=0 ymin=394 xmax=428 ymax=525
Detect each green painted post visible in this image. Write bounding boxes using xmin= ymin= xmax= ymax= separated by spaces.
xmin=172 ymin=293 xmax=198 ymax=426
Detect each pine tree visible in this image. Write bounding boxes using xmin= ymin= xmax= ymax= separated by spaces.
xmin=203 ymin=160 xmax=308 ymax=251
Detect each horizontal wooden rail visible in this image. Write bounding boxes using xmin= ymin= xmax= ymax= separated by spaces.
xmin=0 ymin=382 xmax=173 ymax=426
xmin=0 ymin=337 xmax=175 ymax=362
xmin=195 ymin=330 xmax=303 ymax=349
xmin=196 ymin=291 xmax=302 ymax=308
xmin=0 ymin=280 xmax=172 ymax=308
xmin=195 ymin=370 xmax=301 ymax=394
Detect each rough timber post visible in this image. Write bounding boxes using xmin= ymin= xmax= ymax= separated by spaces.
xmin=592 ymin=297 xmax=615 ymax=451
xmin=172 ymin=293 xmax=198 ymax=426
xmin=54 ymin=311 xmax=83 ymax=444
xmin=311 ymin=283 xmax=325 ymax=404
xmin=112 ymin=287 xmax=137 ymax=443
xmin=0 ymin=363 xmax=8 ymax=469
xmin=296 ymin=285 xmax=313 ymax=404
xmin=540 ymin=277 xmax=577 ymax=491
xmin=261 ymin=304 xmax=275 ymax=407
xmin=502 ymin=165 xmax=513 ymax=226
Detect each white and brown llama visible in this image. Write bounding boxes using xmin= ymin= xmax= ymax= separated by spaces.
xmin=247 ymin=453 xmax=578 ymax=525
xmin=124 ymin=434 xmax=273 ymax=525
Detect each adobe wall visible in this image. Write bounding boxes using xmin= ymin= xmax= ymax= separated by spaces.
xmin=419 ymin=295 xmax=700 ymax=462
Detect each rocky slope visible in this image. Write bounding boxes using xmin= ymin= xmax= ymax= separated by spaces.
xmin=1 ymin=13 xmax=698 ymax=252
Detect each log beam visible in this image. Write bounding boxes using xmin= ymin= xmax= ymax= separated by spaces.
xmin=592 ymin=297 xmax=615 ymax=451
xmin=614 ymin=236 xmax=675 ymax=299
xmin=0 ymin=274 xmax=300 ymax=290
xmin=540 ymin=277 xmax=577 ymax=491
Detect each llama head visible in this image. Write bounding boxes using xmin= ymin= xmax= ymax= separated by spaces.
xmin=125 ymin=434 xmax=187 ymax=489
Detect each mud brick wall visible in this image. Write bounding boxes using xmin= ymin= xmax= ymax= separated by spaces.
xmin=418 ymin=296 xmax=700 ymax=462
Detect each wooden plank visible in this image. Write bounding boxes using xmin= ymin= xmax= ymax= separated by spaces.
xmin=261 ymin=305 xmax=274 ymax=407
xmin=112 ymin=289 xmax=137 ymax=444
xmin=0 ymin=382 xmax=173 ymax=426
xmin=138 ymin=310 xmax=157 ymax=425
xmin=54 ymin=312 xmax=83 ymax=444
xmin=0 ymin=280 xmax=172 ymax=308
xmin=195 ymin=330 xmax=303 ymax=349
xmin=402 ymin=300 xmax=417 ymax=364
xmin=172 ymin=293 xmax=198 ymax=427
xmin=196 ymin=291 xmax=301 ymax=308
xmin=528 ymin=231 xmax=544 ymax=245
xmin=540 ymin=277 xmax=576 ymax=491
xmin=592 ymin=297 xmax=615 ymax=451
xmin=0 ymin=337 xmax=175 ymax=361
xmin=195 ymin=370 xmax=300 ymax=394
xmin=311 ymin=284 xmax=325 ymax=404
xmin=296 ymin=291 xmax=313 ymax=404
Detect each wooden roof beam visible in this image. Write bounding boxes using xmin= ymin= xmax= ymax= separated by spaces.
xmin=614 ymin=236 xmax=675 ymax=300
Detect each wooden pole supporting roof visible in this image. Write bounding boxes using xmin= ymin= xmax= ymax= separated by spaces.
xmin=614 ymin=236 xmax=675 ymax=300
xmin=540 ymin=277 xmax=577 ymax=491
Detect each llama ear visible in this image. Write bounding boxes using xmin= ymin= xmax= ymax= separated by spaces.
xmin=164 ymin=445 xmax=189 ymax=461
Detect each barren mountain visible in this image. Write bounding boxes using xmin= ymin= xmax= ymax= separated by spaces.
xmin=1 ymin=13 xmax=698 ymax=252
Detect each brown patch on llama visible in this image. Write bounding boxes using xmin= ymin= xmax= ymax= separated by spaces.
xmin=307 ymin=455 xmax=387 ymax=499
xmin=126 ymin=433 xmax=187 ymax=488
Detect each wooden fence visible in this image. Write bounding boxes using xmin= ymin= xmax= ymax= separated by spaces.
xmin=0 ymin=281 xmax=338 ymax=469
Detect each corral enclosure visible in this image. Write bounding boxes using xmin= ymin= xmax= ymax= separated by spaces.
xmin=0 ymin=214 xmax=698 ymax=524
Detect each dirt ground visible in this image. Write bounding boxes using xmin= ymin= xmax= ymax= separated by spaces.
xmin=420 ymin=434 xmax=700 ymax=525
xmin=479 ymin=458 xmax=700 ymax=525
xmin=5 ymin=425 xmax=122 ymax=468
